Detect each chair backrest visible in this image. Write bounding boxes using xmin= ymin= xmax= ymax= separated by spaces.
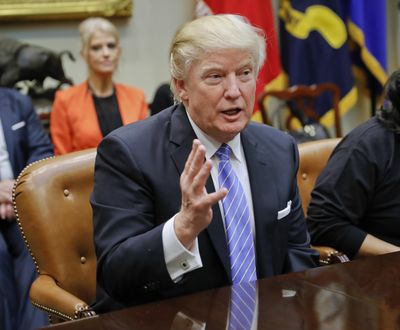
xmin=297 ymin=138 xmax=341 ymax=215
xmin=258 ymin=83 xmax=342 ymax=138
xmin=296 ymin=138 xmax=350 ymax=265
xmin=13 ymin=148 xmax=97 ymax=314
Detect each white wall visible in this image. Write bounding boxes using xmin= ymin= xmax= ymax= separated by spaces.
xmin=0 ymin=0 xmax=195 ymax=103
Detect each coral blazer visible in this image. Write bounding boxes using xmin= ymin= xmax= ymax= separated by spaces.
xmin=50 ymin=81 xmax=148 ymax=155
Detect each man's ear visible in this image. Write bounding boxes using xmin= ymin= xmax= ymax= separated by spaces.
xmin=173 ymin=78 xmax=188 ymax=101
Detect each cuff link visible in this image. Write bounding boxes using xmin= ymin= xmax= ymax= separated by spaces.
xmin=180 ymin=260 xmax=189 ymax=270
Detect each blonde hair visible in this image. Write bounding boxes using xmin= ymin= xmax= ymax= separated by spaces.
xmin=170 ymin=14 xmax=266 ymax=101
xmin=79 ymin=17 xmax=119 ymax=53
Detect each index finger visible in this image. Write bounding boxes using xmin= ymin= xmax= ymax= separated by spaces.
xmin=183 ymin=140 xmax=200 ymax=172
xmin=182 ymin=139 xmax=206 ymax=181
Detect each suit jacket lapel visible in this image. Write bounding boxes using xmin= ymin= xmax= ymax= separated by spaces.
xmin=205 ymin=177 xmax=231 ymax=279
xmin=169 ymin=104 xmax=197 ymax=173
xmin=241 ymin=128 xmax=278 ymax=277
xmin=169 ymin=104 xmax=231 ymax=280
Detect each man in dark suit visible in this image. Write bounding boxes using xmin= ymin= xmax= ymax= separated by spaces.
xmin=91 ymin=14 xmax=319 ymax=313
xmin=0 ymin=87 xmax=53 ymax=330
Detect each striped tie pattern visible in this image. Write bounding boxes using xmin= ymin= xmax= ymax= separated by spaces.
xmin=216 ymin=144 xmax=257 ymax=284
xmin=228 ymin=281 xmax=257 ymax=330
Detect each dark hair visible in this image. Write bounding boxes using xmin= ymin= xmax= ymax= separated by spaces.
xmin=376 ymin=69 xmax=400 ymax=133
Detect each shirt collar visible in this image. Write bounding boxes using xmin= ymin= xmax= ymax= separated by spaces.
xmin=186 ymin=111 xmax=243 ymax=162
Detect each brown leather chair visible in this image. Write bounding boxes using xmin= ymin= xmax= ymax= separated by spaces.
xmin=13 ymin=148 xmax=97 ymax=323
xmin=258 ymin=83 xmax=342 ymax=138
xmin=297 ymin=138 xmax=349 ymax=265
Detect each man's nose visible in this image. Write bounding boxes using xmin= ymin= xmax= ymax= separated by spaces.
xmin=224 ymin=75 xmax=240 ymax=98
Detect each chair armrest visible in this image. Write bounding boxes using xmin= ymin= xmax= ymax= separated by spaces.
xmin=30 ymin=274 xmax=96 ymax=322
xmin=312 ymin=245 xmax=350 ymax=265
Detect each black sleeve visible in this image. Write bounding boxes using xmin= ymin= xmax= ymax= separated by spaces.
xmin=307 ymin=140 xmax=377 ymax=258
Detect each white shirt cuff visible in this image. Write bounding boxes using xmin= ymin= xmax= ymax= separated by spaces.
xmin=162 ymin=215 xmax=203 ymax=282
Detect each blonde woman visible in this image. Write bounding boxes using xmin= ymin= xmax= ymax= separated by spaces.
xmin=50 ymin=17 xmax=148 ymax=155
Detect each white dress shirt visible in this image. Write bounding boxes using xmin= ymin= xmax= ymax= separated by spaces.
xmin=0 ymin=118 xmax=14 ymax=180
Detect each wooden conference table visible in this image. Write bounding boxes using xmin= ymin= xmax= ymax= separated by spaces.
xmin=40 ymin=252 xmax=400 ymax=330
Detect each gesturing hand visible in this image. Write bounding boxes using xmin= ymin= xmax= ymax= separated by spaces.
xmin=174 ymin=139 xmax=227 ymax=249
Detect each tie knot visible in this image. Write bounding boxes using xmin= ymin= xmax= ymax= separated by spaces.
xmin=216 ymin=144 xmax=231 ymax=161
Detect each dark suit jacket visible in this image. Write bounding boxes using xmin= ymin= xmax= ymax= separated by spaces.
xmin=0 ymin=88 xmax=53 ymax=330
xmin=91 ymin=104 xmax=319 ymax=312
xmin=0 ymin=88 xmax=53 ymax=177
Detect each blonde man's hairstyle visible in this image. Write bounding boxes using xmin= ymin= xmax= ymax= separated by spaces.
xmin=170 ymin=14 xmax=266 ymax=101
xmin=79 ymin=17 xmax=120 ymax=54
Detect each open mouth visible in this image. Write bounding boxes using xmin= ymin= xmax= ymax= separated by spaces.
xmin=221 ymin=108 xmax=241 ymax=116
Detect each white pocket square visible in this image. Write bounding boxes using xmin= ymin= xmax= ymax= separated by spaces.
xmin=277 ymin=200 xmax=292 ymax=220
xmin=11 ymin=121 xmax=25 ymax=130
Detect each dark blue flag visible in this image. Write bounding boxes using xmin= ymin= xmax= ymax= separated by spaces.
xmin=348 ymin=0 xmax=387 ymax=102
xmin=279 ymin=0 xmax=357 ymax=127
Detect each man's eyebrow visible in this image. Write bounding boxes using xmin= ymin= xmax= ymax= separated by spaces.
xmin=201 ymin=63 xmax=224 ymax=71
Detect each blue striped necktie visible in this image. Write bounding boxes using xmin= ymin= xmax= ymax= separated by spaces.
xmin=216 ymin=144 xmax=257 ymax=284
